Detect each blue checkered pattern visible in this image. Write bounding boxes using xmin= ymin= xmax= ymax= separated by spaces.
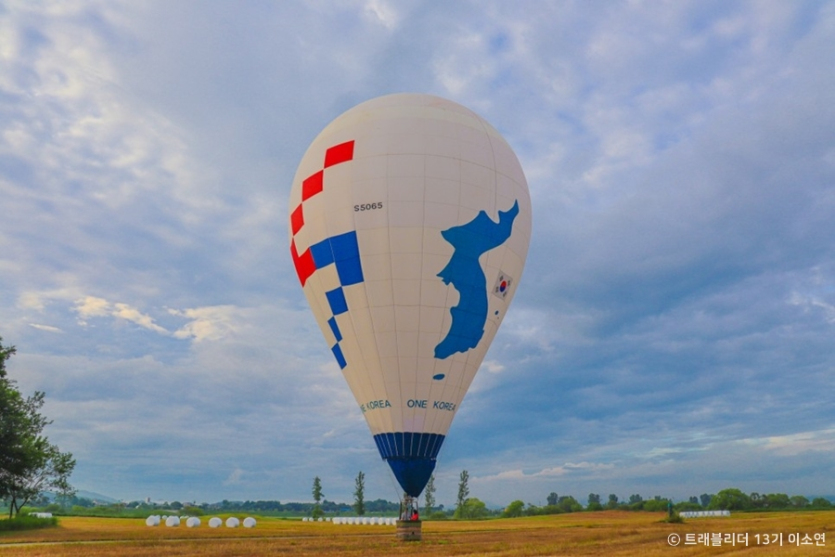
xmin=310 ymin=231 xmax=364 ymax=369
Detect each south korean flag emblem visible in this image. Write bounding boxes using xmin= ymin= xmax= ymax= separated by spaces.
xmin=492 ymin=271 xmax=513 ymax=299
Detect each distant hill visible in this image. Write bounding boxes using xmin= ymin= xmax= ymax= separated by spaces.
xmin=75 ymin=490 xmax=118 ymax=504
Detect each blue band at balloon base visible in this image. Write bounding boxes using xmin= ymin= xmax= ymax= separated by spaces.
xmin=386 ymin=458 xmax=437 ymax=498
xmin=373 ymin=432 xmax=445 ymax=497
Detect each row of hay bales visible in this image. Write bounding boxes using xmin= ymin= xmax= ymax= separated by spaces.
xmin=146 ymin=515 xmax=256 ymax=528
xmin=310 ymin=516 xmax=395 ymax=525
xmin=679 ymin=510 xmax=731 ymax=518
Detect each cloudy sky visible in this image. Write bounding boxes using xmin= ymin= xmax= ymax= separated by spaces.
xmin=2 ymin=0 xmax=834 ymax=507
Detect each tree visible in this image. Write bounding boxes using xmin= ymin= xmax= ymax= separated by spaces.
xmin=456 ymin=470 xmax=469 ymax=513
xmin=587 ymin=493 xmax=602 ymax=511
xmin=0 ymin=339 xmax=23 ymax=484
xmin=502 ymin=499 xmax=525 ymax=518
xmin=455 ymin=497 xmax=488 ymax=519
xmin=677 ymin=499 xmax=702 ymax=512
xmin=0 ymin=338 xmax=14 ymax=376
xmin=0 ymin=337 xmax=76 ymax=518
xmin=811 ymin=497 xmax=832 ymax=508
xmin=556 ymin=495 xmax=582 ymax=513
xmin=353 ymin=471 xmax=365 ymax=516
xmin=708 ymin=488 xmax=751 ymax=511
xmin=763 ymin=493 xmax=790 ymax=509
xmin=700 ymin=493 xmax=712 ymax=508
xmin=606 ymin=494 xmax=619 ymax=509
xmin=424 ymin=474 xmax=436 ymax=512
xmin=311 ymin=476 xmax=323 ymax=518
xmin=546 ymin=492 xmax=558 ymax=506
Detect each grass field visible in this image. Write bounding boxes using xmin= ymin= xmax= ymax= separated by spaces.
xmin=0 ymin=511 xmax=831 ymax=556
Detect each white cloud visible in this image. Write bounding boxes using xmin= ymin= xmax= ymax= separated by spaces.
xmin=475 ymin=462 xmax=616 ymax=483
xmin=223 ymin=468 xmax=245 ymax=486
xmin=363 ymin=0 xmax=401 ymax=29
xmin=170 ymin=306 xmax=242 ymax=342
xmin=744 ymin=428 xmax=835 ymax=457
xmin=29 ymin=323 xmax=62 ymax=333
xmin=480 ymin=360 xmax=505 ymax=374
xmin=788 ymin=291 xmax=835 ymax=323
xmin=74 ymin=296 xmax=113 ymax=320
xmin=18 ymin=292 xmax=48 ymax=312
xmin=73 ymin=296 xmax=166 ymax=334
xmin=112 ymin=303 xmax=168 ymax=335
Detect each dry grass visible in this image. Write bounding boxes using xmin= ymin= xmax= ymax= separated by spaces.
xmin=0 ymin=511 xmax=832 ymax=556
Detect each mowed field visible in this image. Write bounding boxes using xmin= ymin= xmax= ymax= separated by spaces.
xmin=1 ymin=511 xmax=832 ymax=556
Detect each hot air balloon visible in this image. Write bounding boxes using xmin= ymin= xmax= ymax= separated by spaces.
xmin=288 ymin=93 xmax=531 ymax=507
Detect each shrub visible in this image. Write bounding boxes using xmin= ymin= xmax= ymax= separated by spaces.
xmin=0 ymin=516 xmax=58 ymax=532
xmin=642 ymin=499 xmax=671 ymax=513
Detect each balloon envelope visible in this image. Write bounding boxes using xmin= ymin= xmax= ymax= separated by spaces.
xmin=289 ymin=93 xmax=531 ymax=496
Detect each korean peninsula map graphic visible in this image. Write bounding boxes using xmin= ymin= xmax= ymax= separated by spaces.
xmin=434 ymin=200 xmax=520 ymax=359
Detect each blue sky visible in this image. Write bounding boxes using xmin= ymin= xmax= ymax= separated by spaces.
xmin=2 ymin=0 xmax=834 ymax=507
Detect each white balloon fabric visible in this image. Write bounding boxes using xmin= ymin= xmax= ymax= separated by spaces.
xmin=186 ymin=517 xmax=201 ymax=528
xmin=243 ymin=517 xmax=257 ymax=528
xmin=145 ymin=515 xmax=159 ymax=527
xmin=208 ymin=517 xmax=222 ymax=528
xmin=289 ymin=93 xmax=531 ymax=497
xmin=225 ymin=517 xmax=240 ymax=528
xmin=165 ymin=516 xmax=180 ymax=527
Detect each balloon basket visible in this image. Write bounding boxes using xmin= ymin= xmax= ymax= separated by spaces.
xmin=395 ymin=520 xmax=422 ymax=542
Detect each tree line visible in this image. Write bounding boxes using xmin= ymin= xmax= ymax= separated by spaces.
xmin=302 ymin=471 xmax=833 ymax=520
xmin=501 ymin=488 xmax=833 ymax=518
xmin=693 ymin=488 xmax=832 ymax=512
xmin=9 ymin=469 xmax=835 ymax=520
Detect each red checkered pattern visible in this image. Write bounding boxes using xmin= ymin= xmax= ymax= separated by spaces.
xmin=290 ymin=140 xmax=355 ymax=286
